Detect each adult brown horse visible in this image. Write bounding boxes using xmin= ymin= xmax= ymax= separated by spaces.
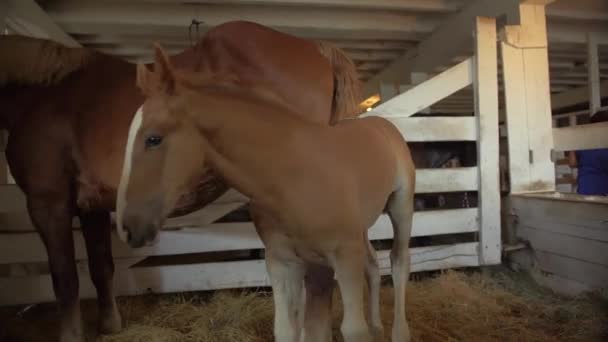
xmin=0 ymin=21 xmax=360 ymax=342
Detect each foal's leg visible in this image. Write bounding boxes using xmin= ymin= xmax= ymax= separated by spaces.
xmin=27 ymin=196 xmax=82 ymax=342
xmin=331 ymin=242 xmax=373 ymax=342
xmin=387 ymin=189 xmax=414 ymax=342
xmin=80 ymin=210 xmax=122 ymax=334
xmin=266 ymin=253 xmax=306 ymax=342
xmin=302 ymin=265 xmax=334 ymax=342
xmin=364 ymin=239 xmax=383 ymax=340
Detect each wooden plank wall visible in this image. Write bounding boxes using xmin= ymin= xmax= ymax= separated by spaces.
xmin=509 ymin=193 xmax=608 ymax=296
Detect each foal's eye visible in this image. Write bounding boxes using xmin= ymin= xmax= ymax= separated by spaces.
xmin=144 ymin=135 xmax=163 ymax=149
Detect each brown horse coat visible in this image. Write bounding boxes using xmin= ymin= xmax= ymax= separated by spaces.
xmin=0 ymin=21 xmax=360 ymax=342
xmin=120 ymin=44 xmax=415 ymax=342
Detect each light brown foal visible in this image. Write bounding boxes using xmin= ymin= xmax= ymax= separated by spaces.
xmin=119 ymin=45 xmax=415 ymax=342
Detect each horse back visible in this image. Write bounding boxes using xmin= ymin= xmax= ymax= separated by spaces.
xmin=189 ymin=21 xmax=335 ymax=124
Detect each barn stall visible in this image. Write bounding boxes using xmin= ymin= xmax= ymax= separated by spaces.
xmin=0 ymin=0 xmax=607 ymax=340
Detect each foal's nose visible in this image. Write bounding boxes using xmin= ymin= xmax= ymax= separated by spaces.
xmin=124 ymin=221 xmax=159 ymax=248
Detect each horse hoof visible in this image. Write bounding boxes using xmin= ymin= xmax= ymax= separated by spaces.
xmin=99 ymin=308 xmax=123 ymax=334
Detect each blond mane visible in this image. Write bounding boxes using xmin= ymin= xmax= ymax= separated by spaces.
xmin=0 ymin=35 xmax=92 ymax=86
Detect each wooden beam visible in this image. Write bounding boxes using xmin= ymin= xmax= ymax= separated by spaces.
xmin=364 ymin=57 xmax=473 ymax=118
xmin=546 ymin=0 xmax=608 ymax=21
xmin=474 ymin=17 xmax=501 ymax=265
xmin=546 ymin=22 xmax=608 ymax=45
xmin=363 ymin=0 xmax=522 ymax=98
xmin=0 ymin=208 xmax=478 ymax=264
xmin=587 ymin=33 xmax=601 ymax=116
xmin=500 ymin=3 xmax=555 ymax=194
xmin=553 ymin=122 xmax=608 ymax=152
xmin=72 ymin=0 xmax=465 ymax=13
xmin=551 ymin=80 xmax=608 ymax=110
xmin=0 ymin=241 xmax=480 ymax=306
xmin=389 ymin=117 xmax=477 ymax=142
xmin=5 ymin=0 xmax=80 ymax=47
xmin=46 ymin=1 xmax=437 ymax=40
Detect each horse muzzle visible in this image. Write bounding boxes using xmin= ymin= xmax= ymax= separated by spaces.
xmin=120 ymin=213 xmax=161 ymax=248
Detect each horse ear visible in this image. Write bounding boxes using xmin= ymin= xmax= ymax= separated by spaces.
xmin=152 ymin=42 xmax=175 ymax=94
xmin=136 ymin=63 xmax=151 ymax=94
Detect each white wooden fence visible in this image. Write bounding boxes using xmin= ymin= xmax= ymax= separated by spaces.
xmin=0 ymin=17 xmax=502 ymax=306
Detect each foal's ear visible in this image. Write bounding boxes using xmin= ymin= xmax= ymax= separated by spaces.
xmin=136 ymin=63 xmax=151 ymax=94
xmin=152 ymin=42 xmax=175 ymax=94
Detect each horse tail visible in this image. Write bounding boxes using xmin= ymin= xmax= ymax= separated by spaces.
xmin=315 ymin=41 xmax=363 ymax=124
xmin=0 ymin=35 xmax=91 ymax=86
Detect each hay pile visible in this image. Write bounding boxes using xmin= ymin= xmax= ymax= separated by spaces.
xmin=1 ymin=267 xmax=606 ymax=342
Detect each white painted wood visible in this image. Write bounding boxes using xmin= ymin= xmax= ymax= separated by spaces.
xmin=474 ymin=16 xmax=501 ymax=265
xmin=0 ymin=208 xmax=479 ymax=264
xmin=0 ymin=167 xmax=477 ymax=223
xmin=509 ymin=193 xmax=608 ymax=295
xmin=500 ymin=3 xmax=555 ymax=194
xmin=162 ymin=202 xmax=245 ymax=229
xmin=411 ymin=72 xmax=431 ymax=113
xmin=47 ymin=1 xmax=438 ymax=41
xmin=551 ymin=81 xmax=608 ymax=110
xmin=530 ymin=250 xmax=608 ymax=289
xmin=388 ymin=117 xmax=476 ymax=142
xmin=0 ymin=242 xmax=480 ymax=306
xmin=509 ymin=249 xmax=599 ymax=297
xmin=363 ymin=0 xmax=522 ymax=97
xmin=553 ymin=122 xmax=608 ymax=152
xmin=364 ymin=58 xmax=473 ymax=118
xmin=416 ymin=167 xmax=478 ymax=193
xmin=376 ymin=242 xmax=480 ymax=275
xmin=93 ymin=0 xmax=464 ymax=12
xmin=5 ymin=0 xmax=80 ymax=47
xmin=587 ymin=33 xmax=601 ymax=116
xmin=517 ymin=225 xmax=608 ymax=266
xmin=368 ymin=208 xmax=479 ymax=240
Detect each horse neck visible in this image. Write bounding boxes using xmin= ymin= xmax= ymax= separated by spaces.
xmin=168 ymin=46 xmax=201 ymax=71
xmin=186 ymin=89 xmax=308 ymax=199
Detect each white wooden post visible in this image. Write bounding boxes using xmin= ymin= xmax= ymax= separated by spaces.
xmin=474 ymin=17 xmax=501 ymax=265
xmin=499 ymin=3 xmax=555 ymax=194
xmin=410 ymin=72 xmax=431 ymax=113
xmin=587 ymin=33 xmax=601 ymax=117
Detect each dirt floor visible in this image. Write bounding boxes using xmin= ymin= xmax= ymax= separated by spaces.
xmin=1 ymin=266 xmax=606 ymax=342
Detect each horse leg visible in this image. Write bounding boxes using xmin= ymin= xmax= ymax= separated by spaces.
xmin=266 ymin=252 xmax=305 ymax=342
xmin=364 ymin=239 xmax=384 ymax=341
xmin=27 ymin=197 xmax=82 ymax=342
xmin=387 ymin=189 xmax=414 ymax=342
xmin=79 ymin=210 xmax=122 ymax=334
xmin=331 ymin=241 xmax=373 ymax=342
xmin=301 ymin=264 xmax=334 ymax=342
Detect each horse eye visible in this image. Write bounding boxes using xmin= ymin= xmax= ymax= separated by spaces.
xmin=145 ymin=135 xmax=163 ymax=149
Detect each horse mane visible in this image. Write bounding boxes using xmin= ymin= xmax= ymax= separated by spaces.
xmin=314 ymin=41 xmax=363 ymax=123
xmin=0 ymin=35 xmax=93 ymax=86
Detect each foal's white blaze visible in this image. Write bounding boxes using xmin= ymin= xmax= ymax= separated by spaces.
xmin=116 ymin=106 xmax=144 ymax=243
